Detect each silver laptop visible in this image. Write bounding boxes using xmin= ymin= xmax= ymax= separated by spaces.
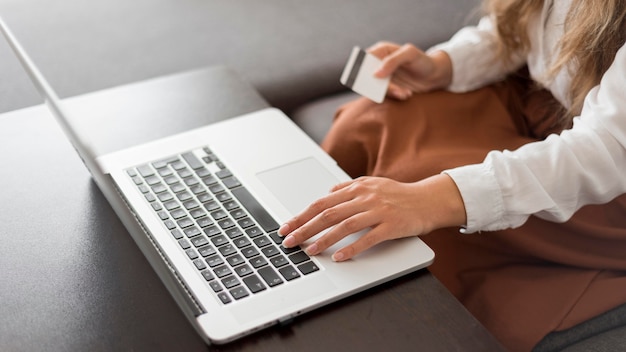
xmin=1 ymin=17 xmax=434 ymax=344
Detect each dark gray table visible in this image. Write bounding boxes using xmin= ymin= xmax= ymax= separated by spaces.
xmin=0 ymin=67 xmax=505 ymax=352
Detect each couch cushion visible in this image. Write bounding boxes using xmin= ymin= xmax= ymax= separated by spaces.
xmin=0 ymin=0 xmax=481 ymax=114
xmin=290 ymin=91 xmax=359 ymax=144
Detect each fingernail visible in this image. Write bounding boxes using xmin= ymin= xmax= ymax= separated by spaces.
xmin=278 ymin=223 xmax=289 ymax=236
xmin=305 ymin=243 xmax=319 ymax=256
xmin=282 ymin=235 xmax=295 ymax=248
xmin=332 ymin=251 xmax=345 ymax=262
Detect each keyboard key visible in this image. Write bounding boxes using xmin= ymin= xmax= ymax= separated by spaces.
xmin=225 ymin=227 xmax=243 ymax=239
xmin=197 ymin=217 xmax=214 ymax=228
xmin=185 ymin=249 xmax=199 ymax=260
xmin=184 ymin=176 xmax=200 ymax=187
xmin=177 ymin=217 xmax=194 ymax=228
xmin=203 ymin=200 xmax=220 ymax=211
xmin=191 ymin=235 xmax=209 ymax=248
xmin=178 ymin=238 xmax=191 ymax=250
xmin=288 ymin=251 xmax=311 ymax=265
xmin=182 ymin=152 xmax=204 ymax=170
xmin=218 ymin=244 xmax=238 ymax=257
xmin=183 ymin=200 xmax=200 ymax=210
xmin=163 ymin=220 xmax=177 ymax=230
xmin=203 ymin=225 xmax=222 ymax=237
xmin=233 ymin=237 xmax=251 ymax=248
xmin=206 ymin=255 xmax=224 ymax=267
xmin=270 ymin=255 xmax=289 ymax=268
xmin=190 ymin=208 xmax=207 ymax=219
xmin=218 ymin=218 xmax=235 ymax=229
xmin=151 ymin=183 xmax=167 ymax=194
xmin=171 ymin=160 xmax=186 ymax=170
xmin=230 ymin=209 xmax=246 ymax=219
xmin=253 ymin=236 xmax=272 ymax=248
xmin=223 ymin=201 xmax=239 ymax=211
xmin=249 ymin=256 xmax=268 ymax=268
xmin=214 ymin=265 xmax=232 ymax=278
xmin=241 ymin=246 xmax=260 ymax=258
xmin=158 ymin=168 xmax=174 ymax=177
xmin=193 ymin=258 xmax=207 ymax=270
xmin=216 ymin=168 xmax=232 ymax=179
xmin=231 ymin=187 xmax=279 ymax=232
xmin=237 ymin=217 xmax=255 ymax=229
xmin=280 ymin=245 xmax=300 ymax=255
xmin=261 ymin=246 xmax=280 ymax=258
xmin=177 ymin=168 xmax=193 ymax=179
xmin=230 ymin=286 xmax=249 ymax=300
xmin=137 ymin=164 xmax=154 ymax=177
xmin=201 ymin=270 xmax=214 ymax=281
xmin=201 ymin=175 xmax=218 ymax=186
xmin=217 ymin=292 xmax=231 ymax=304
xmin=176 ymin=191 xmax=193 ymax=201
xmin=170 ymin=209 xmax=187 ymax=220
xmin=183 ymin=226 xmax=201 ymax=238
xmin=216 ymin=192 xmax=232 ymax=202
xmin=222 ymin=176 xmax=241 ymax=189
xmin=226 ymin=254 xmax=245 ymax=267
xmin=209 ymin=184 xmax=226 ymax=194
xmin=157 ymin=192 xmax=174 ymax=202
xmin=243 ymin=275 xmax=266 ymax=293
xmin=279 ymin=265 xmax=301 ymax=281
xmin=210 ymin=209 xmax=228 ymax=220
xmin=209 ymin=281 xmax=223 ymax=292
xmin=221 ymin=275 xmax=240 ymax=289
xmin=245 ymin=226 xmax=263 ymax=238
xmin=234 ymin=264 xmax=254 ymax=277
xmin=144 ymin=175 xmax=160 ymax=186
xmin=163 ymin=200 xmax=180 ymax=211
xmin=298 ymin=261 xmax=320 ymax=275
xmin=211 ymin=235 xmax=228 ymax=247
xmin=258 ymin=266 xmax=283 ymax=287
xmin=170 ymin=229 xmax=184 ymax=240
xmin=269 ymin=232 xmax=282 ymax=244
xmin=198 ymin=245 xmax=217 ymax=257
xmin=198 ymin=193 xmax=213 ymax=203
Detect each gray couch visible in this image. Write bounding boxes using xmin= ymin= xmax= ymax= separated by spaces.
xmin=0 ymin=0 xmax=623 ymax=350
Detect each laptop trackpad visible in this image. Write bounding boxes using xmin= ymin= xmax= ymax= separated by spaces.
xmin=257 ymin=157 xmax=341 ymax=216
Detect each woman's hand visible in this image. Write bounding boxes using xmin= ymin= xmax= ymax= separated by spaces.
xmin=279 ymin=174 xmax=467 ymax=262
xmin=367 ymin=42 xmax=452 ymax=100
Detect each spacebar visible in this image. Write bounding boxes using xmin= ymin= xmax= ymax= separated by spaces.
xmin=231 ymin=187 xmax=279 ymax=232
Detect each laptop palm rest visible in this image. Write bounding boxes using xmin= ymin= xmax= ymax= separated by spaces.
xmin=256 ymin=157 xmax=339 ymax=217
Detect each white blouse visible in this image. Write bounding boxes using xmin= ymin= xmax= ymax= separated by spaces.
xmin=430 ymin=0 xmax=626 ymax=233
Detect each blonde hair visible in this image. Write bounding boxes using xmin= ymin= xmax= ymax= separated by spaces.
xmin=483 ymin=0 xmax=626 ymax=119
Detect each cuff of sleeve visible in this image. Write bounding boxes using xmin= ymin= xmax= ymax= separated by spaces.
xmin=442 ymin=163 xmax=504 ymax=233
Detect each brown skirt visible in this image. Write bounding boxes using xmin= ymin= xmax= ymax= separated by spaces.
xmin=321 ymin=76 xmax=626 ymax=351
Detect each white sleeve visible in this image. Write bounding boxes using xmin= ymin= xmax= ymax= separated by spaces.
xmin=428 ymin=16 xmax=526 ymax=93
xmin=444 ymin=44 xmax=626 ymax=233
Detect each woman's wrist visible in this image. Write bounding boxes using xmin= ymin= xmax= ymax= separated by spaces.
xmin=418 ymin=173 xmax=467 ymax=233
xmin=427 ymin=50 xmax=453 ymax=90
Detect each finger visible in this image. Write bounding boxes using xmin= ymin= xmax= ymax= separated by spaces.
xmin=305 ymin=210 xmax=378 ymax=256
xmin=366 ymin=41 xmax=400 ymax=59
xmin=386 ymin=83 xmax=413 ymax=100
xmin=375 ymin=43 xmax=420 ymax=78
xmin=280 ymin=187 xmax=363 ymax=247
xmin=331 ymin=224 xmax=391 ymax=262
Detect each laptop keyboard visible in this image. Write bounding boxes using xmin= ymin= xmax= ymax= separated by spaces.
xmin=126 ymin=146 xmax=319 ymax=305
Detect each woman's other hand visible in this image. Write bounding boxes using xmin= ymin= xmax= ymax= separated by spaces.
xmin=367 ymin=42 xmax=452 ymax=100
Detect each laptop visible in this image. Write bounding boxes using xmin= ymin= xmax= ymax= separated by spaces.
xmin=0 ymin=17 xmax=434 ymax=344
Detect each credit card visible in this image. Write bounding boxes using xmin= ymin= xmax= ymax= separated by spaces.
xmin=340 ymin=46 xmax=390 ymax=103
